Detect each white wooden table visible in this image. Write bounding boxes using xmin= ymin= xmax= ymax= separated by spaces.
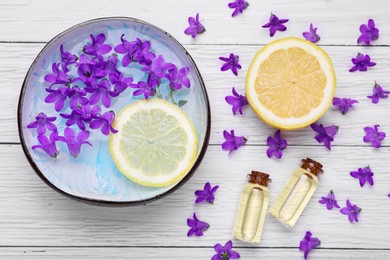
xmin=1 ymin=0 xmax=390 ymax=259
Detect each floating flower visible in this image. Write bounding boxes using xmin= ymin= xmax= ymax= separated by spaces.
xmin=130 ymin=72 xmax=160 ymax=100
xmin=266 ymin=130 xmax=287 ymax=159
xmin=108 ymin=68 xmax=132 ymax=96
xmin=187 ymin=213 xmax=209 ymax=237
xmin=299 ymin=231 xmax=320 ymax=260
xmin=357 ymin=19 xmax=379 ymax=46
xmin=60 ymin=45 xmax=77 ymax=72
xmin=90 ymin=111 xmax=118 ymax=135
xmin=363 ymin=124 xmax=386 ymax=148
xmin=67 ymin=85 xmax=89 ymax=109
xmin=86 ymin=79 xmax=114 ymax=108
xmin=225 ymin=87 xmax=248 ymax=115
xmin=80 ymin=104 xmax=101 ymax=123
xmin=77 ymin=63 xmax=100 ymax=88
xmin=262 ymin=13 xmax=289 ymax=37
xmin=44 ymin=63 xmax=70 ymax=87
xmin=332 ymin=97 xmax=358 ymax=114
xmin=311 ymin=123 xmax=338 ymax=150
xmin=367 ymin=82 xmax=390 ymax=104
xmin=212 ymin=240 xmax=240 ymax=260
xmin=27 ymin=112 xmax=57 ymax=135
xmin=132 ymin=39 xmax=156 ymax=65
xmin=219 ymin=53 xmax=242 ymax=76
xmin=340 ymin=199 xmax=361 ymax=223
xmin=31 ymin=131 xmax=59 ymax=158
xmin=350 ymin=166 xmax=374 ymax=187
xmin=184 ymin=13 xmax=206 ymax=38
xmin=349 ymin=53 xmax=376 ymax=72
xmin=142 ymin=55 xmax=175 ymax=79
xmin=44 ymin=86 xmax=70 ymax=112
xmin=302 ymin=23 xmax=320 ymax=43
xmin=84 ymin=33 xmax=112 ymax=58
xmin=222 ymin=130 xmax=247 ymax=155
xmin=60 ymin=107 xmax=86 ymax=131
xmin=319 ymin=190 xmax=340 ymax=210
xmin=195 ymin=182 xmax=219 ymax=204
xmin=166 ymin=66 xmax=191 ymax=90
xmin=228 ymin=0 xmax=249 ymax=17
xmin=57 ymin=127 xmax=92 ymax=158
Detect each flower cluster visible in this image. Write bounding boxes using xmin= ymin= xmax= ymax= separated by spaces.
xmin=28 ymin=33 xmax=191 ymax=158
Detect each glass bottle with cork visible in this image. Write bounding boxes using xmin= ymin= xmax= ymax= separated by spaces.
xmin=233 ymin=171 xmax=271 ymax=243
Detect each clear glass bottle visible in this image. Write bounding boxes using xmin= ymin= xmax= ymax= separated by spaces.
xmin=269 ymin=158 xmax=323 ymax=227
xmin=233 ymin=171 xmax=271 ymax=243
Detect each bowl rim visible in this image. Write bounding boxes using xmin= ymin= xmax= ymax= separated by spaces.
xmin=17 ymin=16 xmax=211 ymax=206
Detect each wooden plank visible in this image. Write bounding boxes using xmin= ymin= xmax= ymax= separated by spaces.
xmin=2 ymin=44 xmax=390 ymax=145
xmin=1 ymin=247 xmax=389 ymax=259
xmin=0 ymin=0 xmax=389 ymax=45
xmin=1 ymin=144 xmax=389 ymax=248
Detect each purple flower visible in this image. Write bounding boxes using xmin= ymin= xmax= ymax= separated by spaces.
xmin=195 ymin=182 xmax=219 ymax=204
xmin=319 ymin=190 xmax=340 ymax=210
xmin=108 ymin=68 xmax=133 ymax=96
xmin=84 ymin=33 xmax=112 ymax=58
xmin=142 ymin=55 xmax=175 ymax=79
xmin=212 ymin=240 xmax=240 ymax=260
xmin=299 ymin=231 xmax=320 ymax=260
xmin=31 ymin=131 xmax=59 ymax=158
xmin=60 ymin=107 xmax=86 ymax=131
xmin=357 ymin=19 xmax=379 ymax=46
xmin=132 ymin=40 xmax=156 ymax=66
xmin=27 ymin=112 xmax=57 ymax=135
xmin=266 ymin=130 xmax=287 ymax=159
xmin=67 ymin=86 xmax=88 ymax=109
xmin=90 ymin=111 xmax=118 ymax=135
xmin=228 ymin=0 xmax=249 ymax=17
xmin=222 ymin=130 xmax=247 ymax=155
xmin=303 ymin=23 xmax=320 ymax=43
xmin=349 ymin=53 xmax=376 ymax=72
xmin=225 ymin=87 xmax=248 ymax=115
xmin=340 ymin=199 xmax=361 ymax=223
xmin=130 ymin=72 xmax=160 ymax=99
xmin=311 ymin=123 xmax=338 ymax=150
xmin=60 ymin=45 xmax=77 ymax=72
xmin=86 ymin=79 xmax=113 ymax=108
xmin=57 ymin=127 xmax=92 ymax=158
xmin=262 ymin=13 xmax=289 ymax=37
xmin=332 ymin=97 xmax=358 ymax=114
xmin=80 ymin=103 xmax=101 ymax=123
xmin=44 ymin=63 xmax=70 ymax=87
xmin=350 ymin=166 xmax=374 ymax=187
xmin=77 ymin=64 xmax=99 ymax=88
xmin=219 ymin=53 xmax=242 ymax=76
xmin=187 ymin=213 xmax=209 ymax=237
xmin=184 ymin=13 xmax=205 ymax=38
xmin=166 ymin=66 xmax=191 ymax=90
xmin=367 ymin=82 xmax=390 ymax=104
xmin=44 ymin=86 xmax=70 ymax=112
xmin=363 ymin=124 xmax=386 ymax=148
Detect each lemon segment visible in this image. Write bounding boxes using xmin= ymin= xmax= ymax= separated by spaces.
xmin=246 ymin=37 xmax=336 ymax=130
xmin=110 ymin=99 xmax=198 ymax=187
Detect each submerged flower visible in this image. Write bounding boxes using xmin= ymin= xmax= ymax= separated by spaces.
xmin=187 ymin=213 xmax=209 ymax=237
xmin=31 ymin=131 xmax=59 ymax=158
xmin=57 ymin=127 xmax=92 ymax=158
xmin=60 ymin=45 xmax=77 ymax=72
xmin=166 ymin=66 xmax=191 ymax=90
xmin=363 ymin=124 xmax=386 ymax=148
xmin=357 ymin=19 xmax=379 ymax=45
xmin=350 ymin=166 xmax=374 ymax=187
xmin=27 ymin=112 xmax=57 ymax=135
xmin=44 ymin=63 xmax=70 ymax=87
xmin=84 ymin=33 xmax=112 ymax=58
xmin=299 ymin=231 xmax=320 ymax=260
xmin=212 ymin=240 xmax=240 ymax=260
xmin=222 ymin=130 xmax=247 ymax=155
xmin=228 ymin=0 xmax=249 ymax=17
xmin=195 ymin=182 xmax=219 ymax=204
xmin=303 ymin=23 xmax=320 ymax=43
xmin=367 ymin=82 xmax=390 ymax=104
xmin=266 ymin=130 xmax=287 ymax=159
xmin=67 ymin=85 xmax=88 ymax=109
xmin=44 ymin=86 xmax=70 ymax=112
xmin=319 ymin=190 xmax=340 ymax=210
xmin=349 ymin=53 xmax=376 ymax=72
xmin=89 ymin=111 xmax=118 ymax=135
xmin=332 ymin=97 xmax=358 ymax=114
xmin=262 ymin=13 xmax=289 ymax=37
xmin=60 ymin=107 xmax=85 ymax=131
xmin=311 ymin=123 xmax=338 ymax=150
xmin=219 ymin=53 xmax=242 ymax=76
xmin=225 ymin=87 xmax=248 ymax=115
xmin=184 ymin=13 xmax=205 ymax=38
xmin=340 ymin=199 xmax=361 ymax=223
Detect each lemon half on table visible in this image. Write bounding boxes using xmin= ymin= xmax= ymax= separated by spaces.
xmin=246 ymin=37 xmax=336 ymax=130
xmin=110 ymin=99 xmax=198 ymax=187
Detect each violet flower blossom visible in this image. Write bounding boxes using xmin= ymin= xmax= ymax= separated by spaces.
xmin=184 ymin=13 xmax=206 ymax=38
xmin=332 ymin=97 xmax=358 ymax=114
xmin=262 ymin=13 xmax=289 ymax=37
xmin=219 ymin=53 xmax=242 ymax=76
xmin=222 ymin=130 xmax=247 ymax=154
xmin=299 ymin=231 xmax=320 ymax=260
xmin=349 ymin=53 xmax=376 ymax=72
xmin=350 ymin=166 xmax=374 ymax=187
xmin=31 ymin=131 xmax=59 ymax=158
xmin=225 ymin=87 xmax=248 ymax=115
xmin=86 ymin=79 xmax=113 ymax=108
xmin=367 ymin=82 xmax=390 ymax=104
xmin=340 ymin=199 xmax=361 ymax=223
xmin=130 ymin=72 xmax=160 ymax=99
xmin=311 ymin=123 xmax=338 ymax=150
xmin=363 ymin=124 xmax=386 ymax=148
xmin=303 ymin=23 xmax=320 ymax=43
xmin=142 ymin=55 xmax=175 ymax=79
xmin=357 ymin=19 xmax=379 ymax=46
xmin=44 ymin=63 xmax=70 ymax=87
xmin=80 ymin=104 xmax=101 ymax=123
xmin=195 ymin=182 xmax=219 ymax=204
xmin=108 ymin=68 xmax=133 ymax=96
xmin=67 ymin=85 xmax=89 ymax=109
xmin=57 ymin=127 xmax=92 ymax=158
xmin=165 ymin=66 xmax=191 ymax=90
xmin=60 ymin=107 xmax=86 ymax=131
xmin=60 ymin=45 xmax=77 ymax=72
xmin=319 ymin=190 xmax=340 ymax=210
xmin=44 ymin=86 xmax=70 ymax=112
xmin=212 ymin=240 xmax=240 ymax=260
xmin=228 ymin=0 xmax=249 ymax=17
xmin=84 ymin=33 xmax=112 ymax=59
xmin=266 ymin=130 xmax=287 ymax=159
xmin=89 ymin=111 xmax=118 ymax=135
xmin=187 ymin=213 xmax=209 ymax=237
xmin=27 ymin=112 xmax=57 ymax=135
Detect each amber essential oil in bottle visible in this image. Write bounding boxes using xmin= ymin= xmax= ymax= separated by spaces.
xmin=269 ymin=158 xmax=323 ymax=227
xmin=233 ymin=171 xmax=271 ymax=243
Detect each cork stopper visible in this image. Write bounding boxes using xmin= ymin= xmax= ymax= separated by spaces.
xmin=301 ymin=158 xmax=323 ymax=176
xmin=247 ymin=171 xmax=272 ymax=187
